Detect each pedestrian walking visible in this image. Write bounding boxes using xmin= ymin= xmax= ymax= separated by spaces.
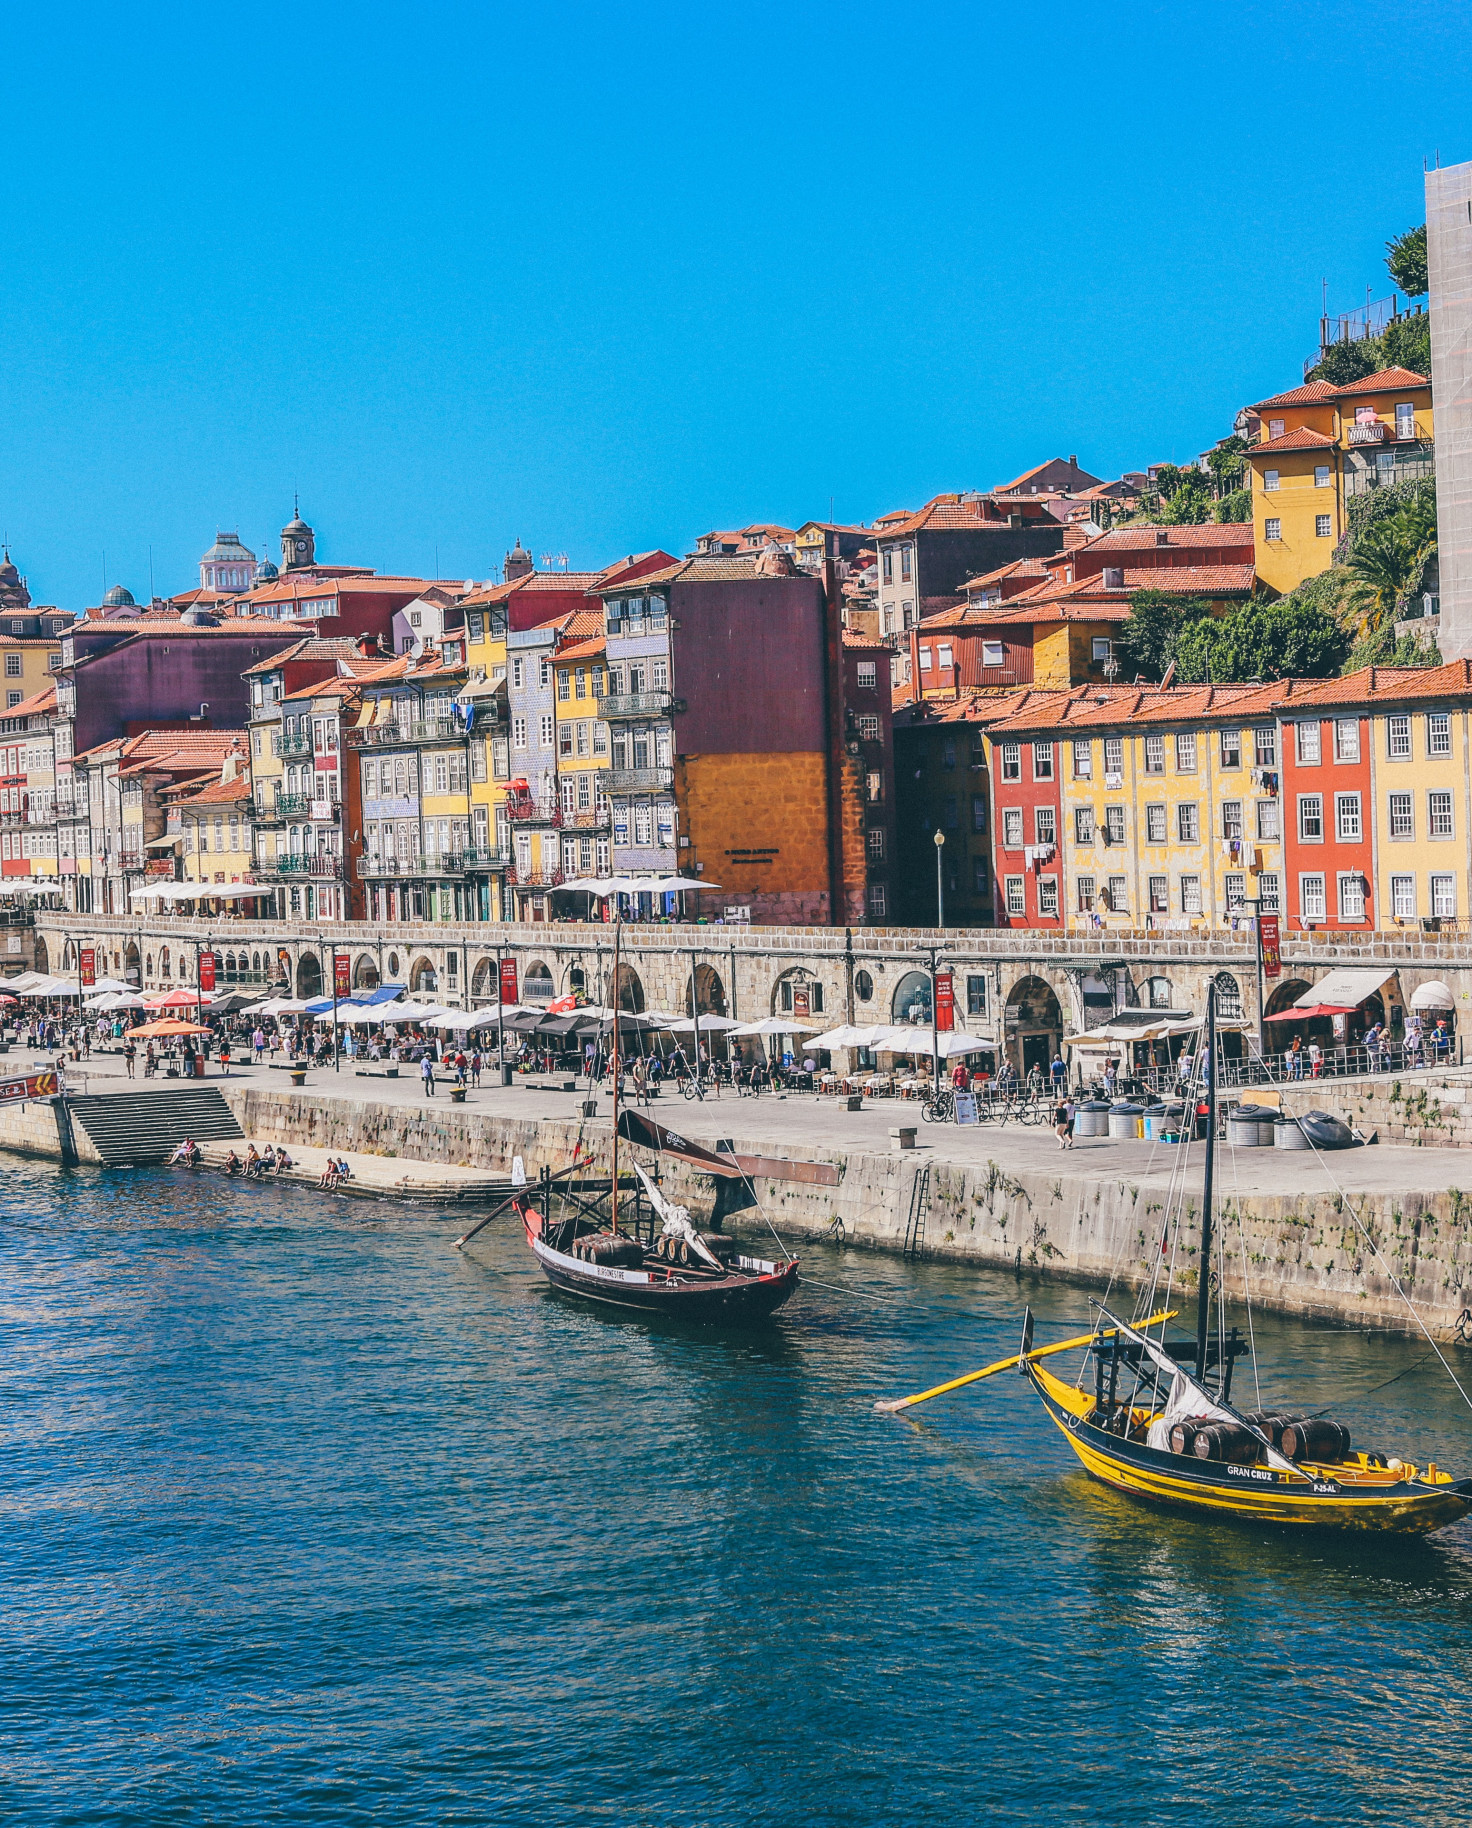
xmin=421 ymin=1053 xmax=436 ymax=1097
xmin=124 ymin=1036 xmax=136 ymax=1078
xmin=470 ymin=1049 xmax=482 ymax=1088
xmin=1053 ymin=1098 xmax=1074 ymax=1150
xmin=253 ymin=1026 xmax=266 ymax=1066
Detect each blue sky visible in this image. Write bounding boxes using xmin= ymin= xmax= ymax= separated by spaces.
xmin=0 ymin=0 xmax=1466 ymax=608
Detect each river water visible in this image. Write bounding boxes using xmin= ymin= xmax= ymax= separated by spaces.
xmin=2 ymin=1159 xmax=1471 ymax=1826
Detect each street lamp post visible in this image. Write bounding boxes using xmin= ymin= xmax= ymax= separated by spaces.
xmin=914 ymin=940 xmax=948 ymax=1099
xmin=933 ymin=829 xmax=945 ymax=928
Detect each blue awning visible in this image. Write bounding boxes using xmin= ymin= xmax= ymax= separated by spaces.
xmin=305 ymin=983 xmax=406 ymax=1014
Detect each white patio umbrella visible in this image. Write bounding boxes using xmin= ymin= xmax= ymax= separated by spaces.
xmin=729 ymin=1017 xmax=822 ymax=1038
xmin=85 ymin=991 xmax=147 ymax=1011
xmin=88 ymin=976 xmax=139 ymax=995
xmin=663 ymin=1014 xmax=744 ymax=1034
xmin=254 ymin=997 xmax=312 ymax=1017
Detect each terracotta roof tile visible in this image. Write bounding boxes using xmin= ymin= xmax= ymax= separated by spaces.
xmin=1247 ymin=379 xmax=1338 ymax=411
xmin=1250 ymin=427 xmax=1338 ymax=454
xmin=1076 ymin=524 xmax=1255 ymax=552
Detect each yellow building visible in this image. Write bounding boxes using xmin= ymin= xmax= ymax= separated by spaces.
xmin=460 ymin=589 xmax=511 ymax=917
xmin=552 ymin=618 xmax=611 ymax=886
xmin=1245 ymin=366 xmax=1433 ymax=593
xmin=0 ymin=635 xmax=64 ymax=715
xmin=172 ymin=762 xmax=256 ymax=894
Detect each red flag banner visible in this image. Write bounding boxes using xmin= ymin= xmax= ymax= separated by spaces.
xmin=334 ymin=953 xmax=352 ymax=998
xmin=934 ymin=970 xmax=955 ymax=1032
xmin=500 ymin=958 xmax=518 ymax=1004
xmin=198 ymin=951 xmax=217 ymax=993
xmin=1259 ymin=913 xmax=1282 ymax=981
xmin=78 ymin=947 xmax=95 ymax=988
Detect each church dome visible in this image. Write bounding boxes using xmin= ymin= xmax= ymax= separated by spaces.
xmin=255 ymin=556 xmax=279 ymax=583
xmin=103 ymin=584 xmax=136 ymax=607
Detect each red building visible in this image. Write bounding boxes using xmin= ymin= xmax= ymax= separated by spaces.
xmin=1278 ymin=689 xmax=1374 ymax=932
xmin=978 ymin=690 xmax=1077 ymax=929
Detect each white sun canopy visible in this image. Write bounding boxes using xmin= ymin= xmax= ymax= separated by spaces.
xmin=1410 ymin=979 xmax=1455 ymax=1010
xmin=128 ymin=881 xmax=273 ymax=903
xmin=1293 ymin=967 xmax=1397 ymax=1011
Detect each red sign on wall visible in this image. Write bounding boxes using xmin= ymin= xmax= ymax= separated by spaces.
xmin=78 ymin=947 xmax=95 ymax=988
xmin=334 ymin=953 xmax=352 ymax=998
xmin=934 ymin=970 xmax=955 ymax=1031
xmin=793 ymin=984 xmax=810 ymax=1020
xmin=1258 ymin=913 xmax=1282 ymax=981
xmin=500 ymin=958 xmax=518 ymax=1004
xmin=0 ymin=1071 xmax=58 ymax=1102
xmin=198 ymin=951 xmax=217 ymax=993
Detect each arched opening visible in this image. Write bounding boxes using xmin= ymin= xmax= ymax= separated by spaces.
xmin=160 ymin=947 xmax=172 ymax=980
xmin=891 ymin=969 xmax=932 ymax=1026
xmin=613 ymin=963 xmax=643 ymax=1013
xmin=252 ymin=951 xmax=262 ymax=975
xmin=471 ymin=957 xmax=495 ymax=1002
xmin=296 ymin=953 xmax=323 ymax=999
xmin=1213 ymin=971 xmax=1243 ymax=1021
xmin=144 ymin=954 xmax=153 ymax=980
xmin=1005 ymin=974 xmax=1063 ymax=1076
xmin=61 ymin=939 xmax=74 ymax=970
xmin=410 ymin=956 xmax=438 ymax=995
xmin=524 ymin=962 xmax=555 ymax=1004
xmin=854 ymin=969 xmax=874 ymax=1004
xmin=685 ymin=963 xmax=727 ymax=1018
xmin=1144 ymin=975 xmax=1174 ymax=1010
xmin=34 ymin=938 xmax=48 ymax=973
xmin=773 ymin=968 xmax=823 ymax=1019
xmin=353 ymin=954 xmax=380 ymax=991
xmin=1265 ymin=978 xmax=1312 ymax=1018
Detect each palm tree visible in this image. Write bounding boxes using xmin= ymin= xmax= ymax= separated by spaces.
xmin=1346 ymin=502 xmax=1437 ymax=634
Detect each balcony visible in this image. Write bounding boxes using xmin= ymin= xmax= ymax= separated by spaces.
xmin=606 ymin=766 xmax=674 ymax=794
xmin=414 ymin=852 xmax=464 ymax=876
xmin=411 ymin=716 xmax=462 ymax=743
xmin=278 ymin=732 xmax=314 ymax=756
xmin=564 ymin=807 xmax=610 ymax=830
xmin=358 ymin=855 xmax=403 ymax=878
xmin=598 ymin=690 xmax=673 ymax=720
xmin=505 ymin=867 xmax=564 ymax=889
xmin=274 ymin=854 xmax=342 ymax=879
xmin=144 ymin=859 xmax=177 ymax=880
xmin=1347 ymin=421 xmax=1386 ymax=444
xmin=505 ymin=796 xmax=563 ymax=826
xmin=119 ymin=850 xmax=145 ymax=872
xmin=462 ymin=845 xmax=508 ymax=869
xmin=275 ymin=792 xmax=312 ymax=816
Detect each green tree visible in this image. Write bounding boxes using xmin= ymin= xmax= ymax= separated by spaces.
xmin=1380 ymin=312 xmax=1431 ymax=377
xmin=1215 ymin=488 xmax=1251 ymax=524
xmin=1158 ymin=472 xmax=1212 ymax=524
xmin=1114 ymin=591 xmax=1213 ymax=681
xmin=1309 ymin=339 xmax=1381 ymax=385
xmin=1386 ymin=224 xmax=1428 ymax=298
xmin=1344 ymin=624 xmax=1441 ymax=671
xmin=1171 ymin=596 xmax=1349 ymax=683
xmin=1205 ymin=436 xmax=1246 ymax=493
xmin=1346 ymin=498 xmax=1437 ymax=632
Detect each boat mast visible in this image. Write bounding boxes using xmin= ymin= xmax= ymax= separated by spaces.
xmin=611 ymin=913 xmax=622 ymax=1236
xmin=1195 ymin=977 xmax=1218 ymax=1382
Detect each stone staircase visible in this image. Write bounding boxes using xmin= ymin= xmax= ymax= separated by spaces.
xmin=65 ymin=1087 xmax=245 ymax=1165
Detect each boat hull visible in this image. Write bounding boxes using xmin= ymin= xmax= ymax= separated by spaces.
xmin=1029 ymin=1363 xmax=1472 ymax=1535
xmin=523 ymin=1209 xmax=799 ymax=1323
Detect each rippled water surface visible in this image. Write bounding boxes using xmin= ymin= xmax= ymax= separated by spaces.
xmin=2 ymin=1160 xmax=1472 ymax=1825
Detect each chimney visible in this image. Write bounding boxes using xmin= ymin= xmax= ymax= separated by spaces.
xmin=1155 ymin=529 xmax=1169 ymax=546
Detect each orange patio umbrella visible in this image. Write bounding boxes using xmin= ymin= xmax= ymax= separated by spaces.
xmin=128 ymin=1019 xmax=211 ymax=1038
xmin=145 ymin=988 xmax=205 ymax=1010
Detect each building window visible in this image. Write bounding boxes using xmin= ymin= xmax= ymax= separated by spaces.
xmin=1000 ymin=743 xmax=1021 ymax=782
xmin=936 ymin=643 xmax=954 ymax=669
xmin=1389 ymin=791 xmax=1414 ymax=838
xmin=1391 ymin=874 xmax=1416 ymax=919
xmin=1224 ymin=873 xmax=1245 ymax=910
xmin=943 ymin=744 xmax=956 ymax=773
xmin=982 ymin=641 xmax=1004 ymax=668
xmin=512 ymin=717 xmax=527 ymax=748
xmin=1335 ymin=793 xmax=1361 ymax=841
xmin=868 ymin=770 xmax=884 ymax=804
xmin=1429 ymin=790 xmax=1454 ymax=839
xmin=1005 ymin=876 xmax=1025 ymax=917
xmin=867 ymin=882 xmax=887 ymax=918
xmin=1144 ymin=734 xmax=1164 ymax=773
xmin=3 ymin=655 xmax=19 ymax=678
xmin=882 ymin=550 xmax=893 ymax=584
xmin=1315 ymin=465 xmax=1331 ymax=488
xmin=858 ymin=713 xmax=881 ymax=740
xmin=1038 ymin=876 xmax=1059 ymax=918
xmin=1264 ymin=469 xmax=1280 ymax=492
xmin=1103 ymin=737 xmax=1123 ymax=778
xmin=1258 ymin=871 xmax=1281 ymax=913
xmin=1396 ymin=401 xmax=1417 ymax=438
xmin=1175 ymin=732 xmax=1197 ymax=772
xmin=1387 ymin=715 xmax=1412 ymax=759
xmin=1334 ymin=718 xmax=1360 ymax=763
xmin=856 ymin=660 xmax=876 ymax=689
xmin=6 ymin=692 xmax=18 ymax=708
xmin=557 ymin=670 xmax=571 ymax=701
xmin=918 ymin=647 xmax=932 ymax=672
xmin=1033 ymin=742 xmax=1054 ymax=780
xmin=1072 ymin=740 xmax=1092 ymax=779
xmin=1300 ymin=874 xmax=1326 ymax=922
xmin=1253 ymin=798 xmax=1278 ymax=842
xmin=1298 ymin=794 xmax=1323 ymax=841
xmin=1254 ymin=727 xmax=1277 ymax=768
xmin=1221 ymin=800 xmax=1242 ymax=840
xmin=1432 ymin=873 xmax=1457 ymax=917
xmin=966 ymin=974 xmax=988 ymax=1017
xmin=1034 ymin=806 xmax=1056 ymax=846
xmin=1316 ymin=515 xmax=1333 ymax=538
xmin=1338 ymin=872 xmax=1366 ymax=922
xmin=1180 ymin=875 xmax=1202 ymax=915
xmin=1091 ymin=637 xmax=1111 ymax=664
xmin=1176 ymin=803 xmax=1199 ymax=843
xmin=1428 ymin=713 xmax=1451 ymax=757
xmin=1076 ymin=874 xmax=1096 ymax=911
xmin=1105 ymin=805 xmax=1126 ymax=845
xmin=971 ymin=795 xmax=987 ymax=832
xmin=1107 ymin=874 xmax=1128 ymax=913
xmin=972 ymin=855 xmax=988 ymax=894
xmin=1002 ymin=807 xmax=1023 ymax=848
xmin=1264 ymin=517 xmax=1282 ymax=541
xmin=1295 ymin=722 xmax=1321 ymax=764
xmin=1145 ymin=803 xmax=1166 ymax=844
xmin=1220 ymin=728 xmax=1242 ymax=768
xmin=900 ymin=546 xmax=912 ymax=582
xmin=1148 ymin=875 xmax=1168 ymax=914
xmin=1074 ymin=806 xmax=1095 ymax=844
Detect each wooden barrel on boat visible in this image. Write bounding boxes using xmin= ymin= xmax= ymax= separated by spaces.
xmin=1243 ymin=1411 xmax=1304 ymax=1448
xmin=1280 ymin=1418 xmax=1351 ymax=1462
xmin=1169 ymin=1422 xmax=1202 ymax=1456
xmin=1191 ymin=1424 xmax=1260 ymax=1464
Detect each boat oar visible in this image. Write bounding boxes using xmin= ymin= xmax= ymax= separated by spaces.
xmin=874 ymin=1307 xmax=1178 ymax=1414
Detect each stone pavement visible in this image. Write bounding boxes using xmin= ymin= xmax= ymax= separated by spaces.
xmin=43 ymin=1046 xmax=1472 ymax=1204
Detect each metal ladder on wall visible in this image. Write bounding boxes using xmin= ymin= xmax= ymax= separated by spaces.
xmin=902 ymin=1162 xmax=931 ymax=1259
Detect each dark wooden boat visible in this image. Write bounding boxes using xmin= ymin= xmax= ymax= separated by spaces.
xmin=513 ymin=917 xmax=799 ymax=1324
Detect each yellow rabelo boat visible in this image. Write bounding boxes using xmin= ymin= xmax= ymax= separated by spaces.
xmin=881 ymin=983 xmax=1472 ymax=1536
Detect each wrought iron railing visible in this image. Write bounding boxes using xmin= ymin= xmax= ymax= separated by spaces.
xmin=598 ymin=691 xmax=673 ymax=720
xmin=278 ymin=732 xmax=314 ymax=756
xmin=605 ymin=766 xmax=674 ymax=793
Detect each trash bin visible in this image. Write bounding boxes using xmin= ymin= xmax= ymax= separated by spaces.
xmin=1073 ymin=1100 xmax=1111 ymax=1138
xmin=192 ymin=1054 xmax=206 ymax=1079
xmin=501 ymin=1064 xmax=515 ymax=1086
xmin=1108 ymin=1102 xmax=1144 ymax=1139
xmin=1227 ymin=1103 xmax=1272 ymax=1147
xmin=1274 ymin=1115 xmax=1311 ymax=1151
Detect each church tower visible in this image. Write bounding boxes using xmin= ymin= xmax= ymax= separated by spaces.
xmin=503 ymin=538 xmax=534 ymax=583
xmin=282 ymin=499 xmax=316 ymax=572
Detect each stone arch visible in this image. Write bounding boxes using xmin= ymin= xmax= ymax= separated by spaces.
xmin=33 ymin=937 xmax=47 ymax=973
xmin=144 ymin=953 xmax=153 ymax=980
xmin=1143 ymin=974 xmax=1174 ymax=1010
xmin=410 ymin=955 xmax=438 ymax=995
xmin=891 ymin=969 xmax=932 ymax=1026
xmin=613 ymin=963 xmax=643 ymax=1013
xmin=353 ymin=954 xmax=381 ymax=991
xmin=60 ymin=938 xmax=74 ymax=970
xmin=296 ymin=952 xmax=323 ymax=999
xmin=471 ymin=957 xmax=496 ymax=1002
xmin=772 ymin=966 xmax=824 ymax=1019
xmin=685 ymin=963 xmax=727 ymax=1018
xmin=1004 ymin=973 xmax=1063 ymax=1076
xmin=252 ymin=950 xmax=263 ymax=975
xmin=1212 ymin=970 xmax=1243 ymax=1021
xmin=160 ymin=946 xmax=172 ymax=980
xmin=1265 ymin=978 xmax=1312 ymax=1018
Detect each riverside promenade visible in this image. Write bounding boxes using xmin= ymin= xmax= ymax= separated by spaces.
xmin=6 ymin=1047 xmax=1472 ymax=1340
